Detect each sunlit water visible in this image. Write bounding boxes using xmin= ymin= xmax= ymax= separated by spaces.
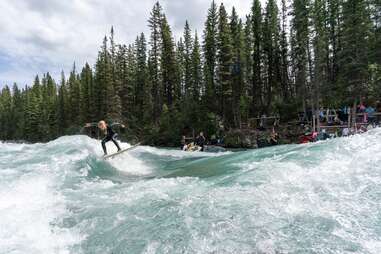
xmin=1 ymin=129 xmax=381 ymax=254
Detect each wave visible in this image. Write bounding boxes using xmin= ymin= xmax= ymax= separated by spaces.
xmin=1 ymin=130 xmax=381 ymax=253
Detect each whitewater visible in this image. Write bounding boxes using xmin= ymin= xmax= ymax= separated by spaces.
xmin=1 ymin=129 xmax=381 ymax=254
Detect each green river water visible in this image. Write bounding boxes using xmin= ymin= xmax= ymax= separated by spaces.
xmin=1 ymin=129 xmax=381 ymax=253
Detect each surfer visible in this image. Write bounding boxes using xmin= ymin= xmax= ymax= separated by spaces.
xmin=97 ymin=120 xmax=122 ymax=156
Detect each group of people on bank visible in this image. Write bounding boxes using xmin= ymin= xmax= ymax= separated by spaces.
xmin=300 ymin=101 xmax=381 ymax=143
xmin=317 ymin=103 xmax=379 ymax=126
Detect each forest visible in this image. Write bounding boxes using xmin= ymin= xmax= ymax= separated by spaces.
xmin=0 ymin=0 xmax=380 ymax=145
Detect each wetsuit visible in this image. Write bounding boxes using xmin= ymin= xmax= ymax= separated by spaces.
xmin=101 ymin=125 xmax=121 ymax=155
xmin=196 ymin=135 xmax=206 ymax=152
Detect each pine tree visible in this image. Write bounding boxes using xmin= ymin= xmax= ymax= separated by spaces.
xmin=0 ymin=85 xmax=12 ymax=139
xmin=338 ymin=0 xmax=373 ymax=101
xmin=251 ymin=0 xmax=263 ymax=114
xmin=290 ymin=0 xmax=310 ymax=111
xmin=41 ymin=73 xmax=58 ymax=138
xmin=191 ymin=31 xmax=202 ymax=101
xmin=217 ymin=3 xmax=233 ymax=126
xmin=230 ymin=8 xmax=245 ymax=127
xmin=183 ymin=21 xmax=193 ymax=98
xmin=119 ymin=44 xmax=135 ymax=120
xmin=263 ymin=0 xmax=282 ymax=111
xmin=373 ymin=1 xmax=381 ymax=65
xmin=94 ymin=36 xmax=112 ymax=120
xmin=312 ymin=0 xmax=329 ymax=107
xmin=148 ymin=2 xmax=163 ymax=122
xmin=160 ymin=15 xmax=179 ymax=107
xmin=244 ymin=15 xmax=253 ymax=100
xmin=57 ymin=71 xmax=67 ymax=134
xmin=135 ymin=33 xmax=151 ymax=122
xmin=108 ymin=27 xmax=123 ymax=122
xmin=176 ymin=38 xmax=186 ymax=96
xmin=80 ymin=63 xmax=94 ymax=122
xmin=12 ymin=83 xmax=25 ymax=139
xmin=203 ymin=0 xmax=219 ymax=112
xmin=68 ymin=64 xmax=81 ymax=125
xmin=327 ymin=0 xmax=340 ymax=87
xmin=280 ymin=0 xmax=291 ymax=101
xmin=25 ymin=76 xmax=43 ymax=141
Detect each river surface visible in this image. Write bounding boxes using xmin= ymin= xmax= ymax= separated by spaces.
xmin=1 ymin=130 xmax=381 ymax=254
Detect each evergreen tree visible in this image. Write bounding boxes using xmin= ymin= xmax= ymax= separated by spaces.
xmin=148 ymin=1 xmax=163 ymax=122
xmin=68 ymin=64 xmax=81 ymax=125
xmin=338 ymin=0 xmax=373 ymax=101
xmin=0 ymin=86 xmax=13 ymax=139
xmin=251 ymin=0 xmax=263 ymax=114
xmin=230 ymin=8 xmax=245 ymax=127
xmin=217 ymin=3 xmax=233 ymax=126
xmin=161 ymin=15 xmax=179 ymax=107
xmin=12 ymin=83 xmax=25 ymax=139
xmin=290 ymin=0 xmax=310 ymax=111
xmin=80 ymin=63 xmax=94 ymax=122
xmin=203 ymin=0 xmax=219 ymax=112
xmin=176 ymin=38 xmax=186 ymax=96
xmin=191 ymin=31 xmax=202 ymax=101
xmin=108 ymin=27 xmax=123 ymax=122
xmin=57 ymin=71 xmax=67 ymax=134
xmin=244 ymin=15 xmax=253 ymax=100
xmin=135 ymin=33 xmax=151 ymax=123
xmin=280 ymin=0 xmax=291 ymax=101
xmin=41 ymin=73 xmax=58 ymax=138
xmin=183 ymin=21 xmax=193 ymax=97
xmin=120 ymin=44 xmax=136 ymax=120
xmin=312 ymin=0 xmax=329 ymax=107
xmin=94 ymin=36 xmax=114 ymax=119
xmin=327 ymin=0 xmax=340 ymax=87
xmin=263 ymin=0 xmax=281 ymax=111
xmin=25 ymin=76 xmax=43 ymax=141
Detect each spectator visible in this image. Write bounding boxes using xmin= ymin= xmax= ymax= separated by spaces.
xmin=365 ymin=105 xmax=376 ymax=125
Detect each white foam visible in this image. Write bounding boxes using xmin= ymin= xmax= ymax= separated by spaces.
xmin=0 ymin=170 xmax=82 ymax=254
xmin=107 ymin=152 xmax=152 ymax=175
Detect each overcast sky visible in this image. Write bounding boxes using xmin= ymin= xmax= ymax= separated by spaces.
xmin=0 ymin=0 xmax=256 ymax=87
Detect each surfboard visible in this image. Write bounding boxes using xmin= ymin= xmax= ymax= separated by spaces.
xmin=103 ymin=143 xmax=141 ymax=159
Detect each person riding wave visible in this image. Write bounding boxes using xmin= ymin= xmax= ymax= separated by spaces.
xmin=97 ymin=120 xmax=122 ymax=156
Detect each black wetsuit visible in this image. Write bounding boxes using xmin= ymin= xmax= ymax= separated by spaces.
xmin=196 ymin=135 xmax=206 ymax=152
xmin=101 ymin=125 xmax=121 ymax=155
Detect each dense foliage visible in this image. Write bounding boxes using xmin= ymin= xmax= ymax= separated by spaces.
xmin=0 ymin=0 xmax=380 ymax=144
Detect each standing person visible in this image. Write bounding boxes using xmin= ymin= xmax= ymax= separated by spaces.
xmin=196 ymin=132 xmax=206 ymax=152
xmin=181 ymin=135 xmax=187 ymax=150
xmin=269 ymin=128 xmax=279 ymax=146
xmin=365 ymin=104 xmax=376 ymax=125
xmin=97 ymin=120 xmax=121 ymax=155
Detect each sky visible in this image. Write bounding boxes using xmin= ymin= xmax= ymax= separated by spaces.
xmin=0 ymin=0 xmax=253 ymax=87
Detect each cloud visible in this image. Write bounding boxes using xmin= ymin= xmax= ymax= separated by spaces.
xmin=0 ymin=0 xmax=256 ymax=87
